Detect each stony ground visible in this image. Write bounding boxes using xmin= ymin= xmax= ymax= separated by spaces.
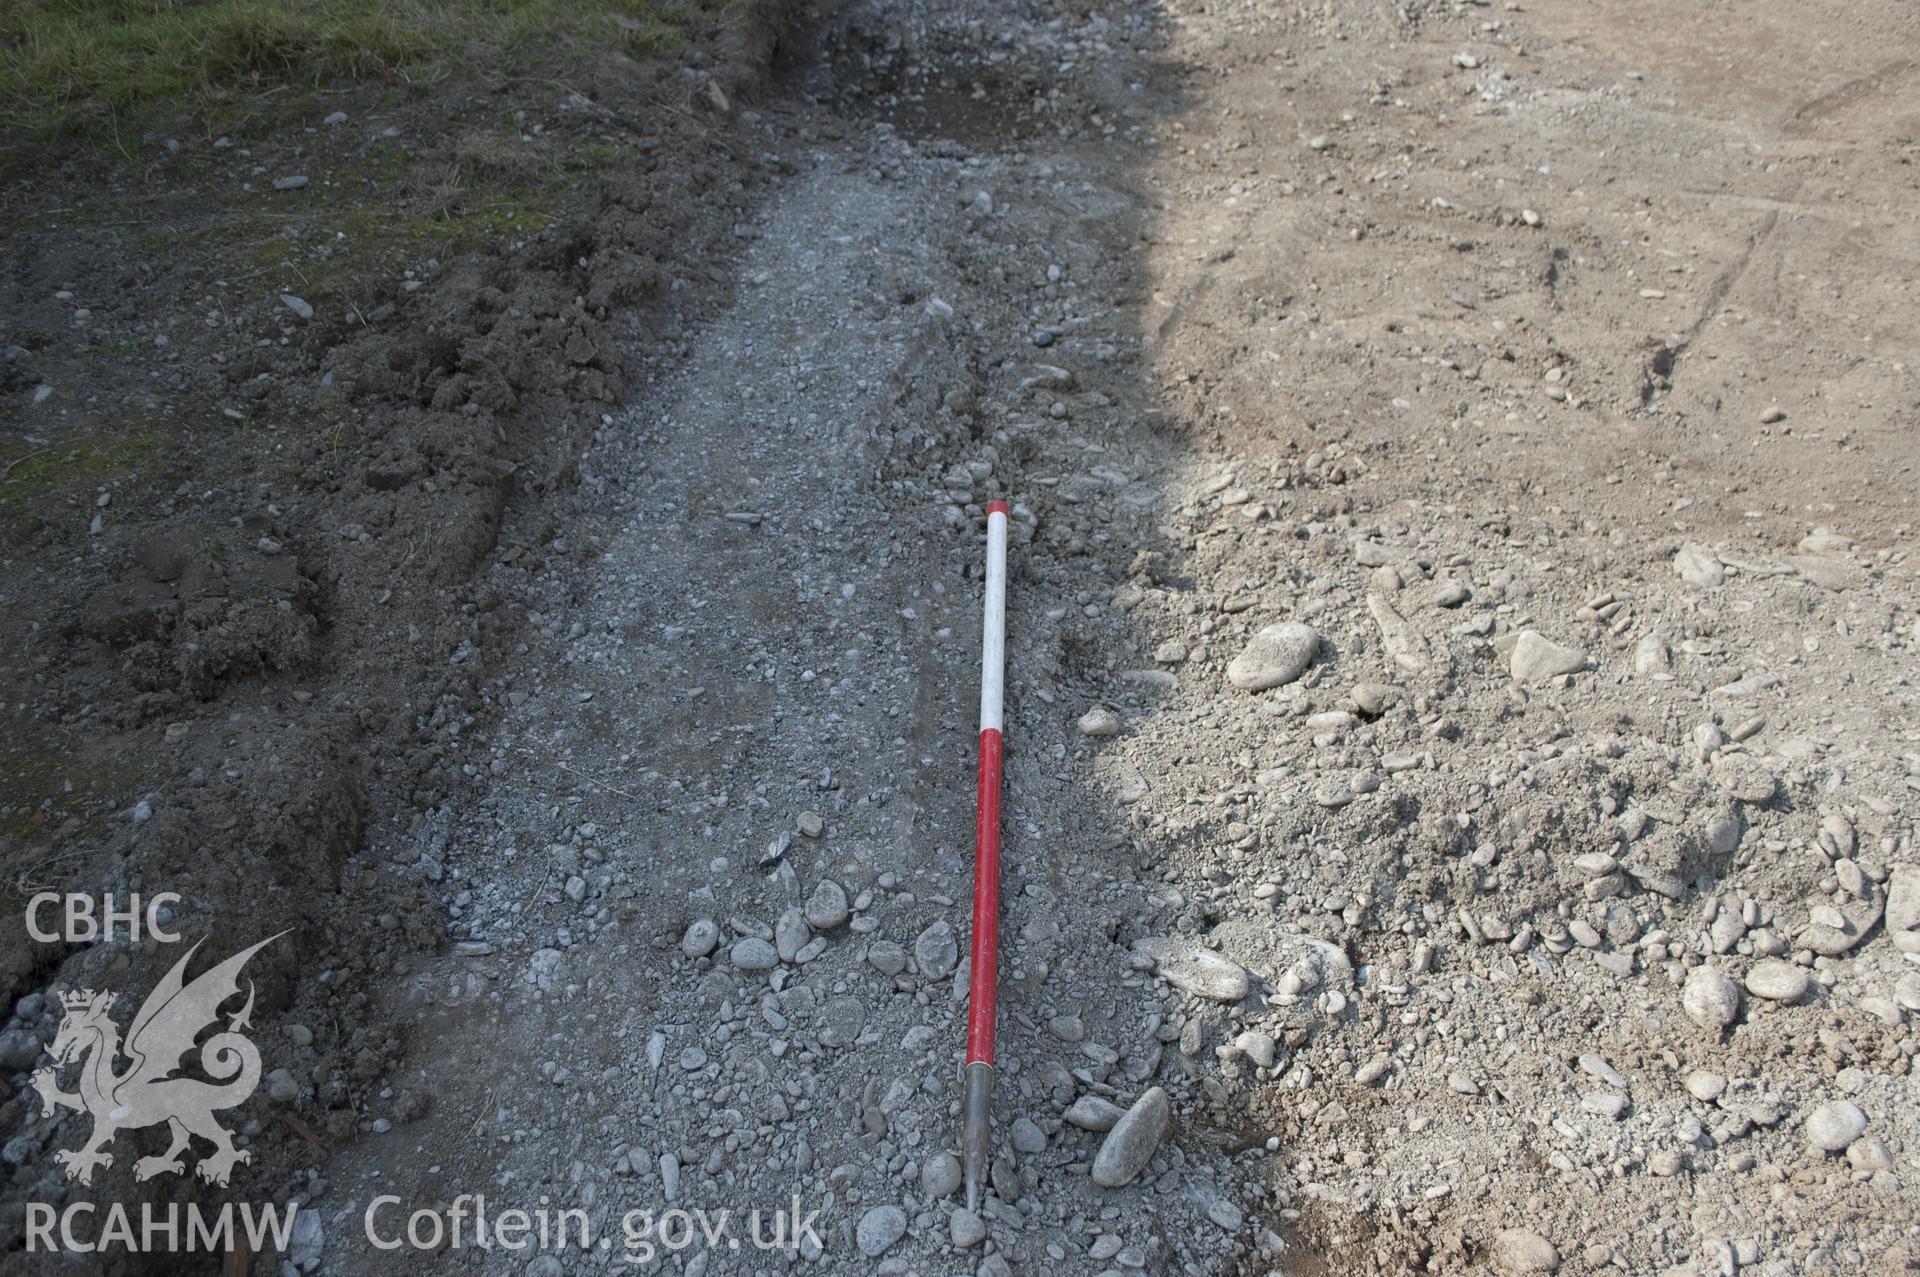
xmin=6 ymin=0 xmax=1919 ymax=1274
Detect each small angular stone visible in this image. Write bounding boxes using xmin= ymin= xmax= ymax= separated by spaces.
xmin=1886 ymin=865 xmax=1920 ymax=935
xmin=1509 ymin=631 xmax=1586 ymax=682
xmin=1673 ymin=543 xmax=1725 ymax=588
xmin=1064 ymin=1096 xmax=1127 ymax=1132
xmin=914 ymin=920 xmax=958 ymax=978
xmin=1686 ymin=1072 xmax=1727 ymax=1102
xmin=1232 ymin=1030 xmax=1276 ymax=1068
xmin=1746 ymin=959 xmax=1808 ymax=1003
xmin=775 ymin=908 xmax=812 ymax=963
xmin=804 ymin=879 xmax=850 ymax=930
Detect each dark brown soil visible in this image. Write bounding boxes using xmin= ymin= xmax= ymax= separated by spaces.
xmin=0 ymin=4 xmax=800 ymax=1255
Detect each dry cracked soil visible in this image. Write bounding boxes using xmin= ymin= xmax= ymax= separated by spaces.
xmin=4 ymin=0 xmax=1919 ymax=1275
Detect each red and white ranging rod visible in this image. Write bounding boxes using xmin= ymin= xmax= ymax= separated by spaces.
xmin=963 ymin=498 xmax=1010 ymax=1212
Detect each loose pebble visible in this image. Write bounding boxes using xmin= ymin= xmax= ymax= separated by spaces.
xmin=1682 ymin=964 xmax=1742 ymax=1031
xmin=1804 ymin=1101 xmax=1867 ymax=1154
xmin=1091 ymin=1087 xmax=1172 ymax=1187
xmin=856 ymin=1205 xmax=907 ymax=1257
xmin=1226 ymin=622 xmax=1320 ymax=690
xmin=1745 ymin=959 xmax=1809 ymax=1003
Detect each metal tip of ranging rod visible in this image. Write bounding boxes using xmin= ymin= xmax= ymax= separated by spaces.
xmin=962 ymin=1061 xmax=993 ymax=1213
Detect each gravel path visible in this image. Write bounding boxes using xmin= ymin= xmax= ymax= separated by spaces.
xmin=321 ymin=33 xmax=1255 ymax=1270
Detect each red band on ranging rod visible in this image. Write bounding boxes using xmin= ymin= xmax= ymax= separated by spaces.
xmin=965 ymin=726 xmax=1003 ymax=1066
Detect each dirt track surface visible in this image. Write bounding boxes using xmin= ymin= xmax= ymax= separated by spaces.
xmin=5 ymin=0 xmax=1919 ymax=1274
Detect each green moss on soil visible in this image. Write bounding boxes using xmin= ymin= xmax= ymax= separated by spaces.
xmin=1 ymin=0 xmax=749 ymax=135
xmin=0 ymin=428 xmax=169 ymax=507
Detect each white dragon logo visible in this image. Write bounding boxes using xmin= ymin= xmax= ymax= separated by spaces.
xmin=30 ymin=932 xmax=284 ymax=1187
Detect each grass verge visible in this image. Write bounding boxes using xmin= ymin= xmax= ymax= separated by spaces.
xmin=1 ymin=0 xmax=735 ymax=134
